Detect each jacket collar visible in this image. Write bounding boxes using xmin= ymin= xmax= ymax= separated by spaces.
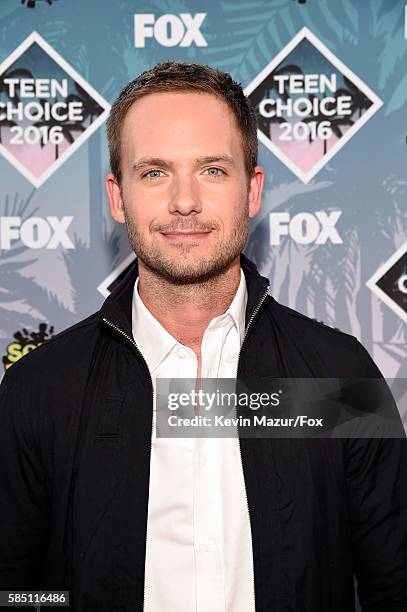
xmin=100 ymin=253 xmax=270 ymax=340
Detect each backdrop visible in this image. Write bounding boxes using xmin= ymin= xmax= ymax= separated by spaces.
xmin=0 ymin=0 xmax=406 ymax=382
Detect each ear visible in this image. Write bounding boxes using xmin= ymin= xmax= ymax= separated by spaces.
xmin=247 ymin=165 xmax=265 ymax=220
xmin=106 ymin=173 xmax=126 ymax=224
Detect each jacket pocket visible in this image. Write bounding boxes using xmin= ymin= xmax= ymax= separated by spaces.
xmin=95 ymin=395 xmax=124 ymax=439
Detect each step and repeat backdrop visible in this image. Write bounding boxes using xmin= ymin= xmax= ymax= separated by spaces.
xmin=0 ymin=0 xmax=406 ymax=379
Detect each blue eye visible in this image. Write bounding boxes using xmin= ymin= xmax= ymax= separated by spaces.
xmin=144 ymin=169 xmax=163 ymax=179
xmin=206 ymin=167 xmax=224 ymax=177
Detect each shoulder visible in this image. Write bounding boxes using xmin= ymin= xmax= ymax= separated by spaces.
xmin=266 ymin=294 xmax=354 ymax=342
xmin=276 ymin=298 xmax=353 ymax=339
xmin=264 ymin=296 xmax=380 ymax=377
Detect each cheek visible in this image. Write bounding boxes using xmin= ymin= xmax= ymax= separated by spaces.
xmin=127 ymin=208 xmax=149 ymax=230
xmin=121 ymin=186 xmax=148 ymax=224
xmin=123 ymin=181 xmax=169 ymax=215
xmin=204 ymin=183 xmax=246 ymax=209
xmin=124 ymin=202 xmax=164 ymax=237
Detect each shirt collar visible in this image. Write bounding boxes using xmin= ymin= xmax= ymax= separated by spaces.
xmin=132 ymin=268 xmax=248 ymax=372
xmin=132 ymin=277 xmax=179 ymax=372
xmin=208 ymin=268 xmax=247 ymax=344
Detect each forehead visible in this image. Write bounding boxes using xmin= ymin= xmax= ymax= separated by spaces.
xmin=121 ymin=91 xmax=244 ymax=162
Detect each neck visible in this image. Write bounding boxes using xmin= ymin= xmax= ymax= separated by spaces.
xmin=137 ymin=257 xmax=241 ymax=354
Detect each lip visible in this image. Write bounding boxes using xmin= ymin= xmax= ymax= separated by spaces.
xmin=160 ymin=230 xmax=212 ymax=241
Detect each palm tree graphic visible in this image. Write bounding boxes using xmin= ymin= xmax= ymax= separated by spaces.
xmin=21 ymin=0 xmax=54 ymax=7
xmin=66 ymin=82 xmax=103 ymax=126
xmin=335 ymin=77 xmax=372 ymax=120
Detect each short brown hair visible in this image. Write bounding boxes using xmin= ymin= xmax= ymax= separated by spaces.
xmin=106 ymin=61 xmax=258 ymax=184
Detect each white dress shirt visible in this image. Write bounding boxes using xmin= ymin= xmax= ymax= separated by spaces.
xmin=132 ymin=269 xmax=255 ymax=612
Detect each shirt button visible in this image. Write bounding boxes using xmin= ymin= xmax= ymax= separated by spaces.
xmin=176 ymin=346 xmax=188 ymax=358
xmin=204 ymin=538 xmax=215 ymax=552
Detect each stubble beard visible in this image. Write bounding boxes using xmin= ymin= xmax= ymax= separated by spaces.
xmin=123 ymin=201 xmax=249 ymax=285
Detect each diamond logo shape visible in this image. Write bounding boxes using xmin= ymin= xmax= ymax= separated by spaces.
xmin=244 ymin=27 xmax=383 ymax=183
xmin=0 ymin=31 xmax=110 ymax=188
xmin=367 ymin=243 xmax=407 ymax=323
xmin=97 ymin=252 xmax=136 ymax=298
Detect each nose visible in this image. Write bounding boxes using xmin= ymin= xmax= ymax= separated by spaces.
xmin=167 ymin=175 xmax=202 ymax=216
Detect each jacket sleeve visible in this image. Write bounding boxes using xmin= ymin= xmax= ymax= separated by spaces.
xmin=345 ymin=340 xmax=407 ymax=611
xmin=0 ymin=366 xmax=50 ymax=592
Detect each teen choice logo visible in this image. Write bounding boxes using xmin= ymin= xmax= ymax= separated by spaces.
xmin=0 ymin=31 xmax=110 ymax=187
xmin=2 ymin=322 xmax=54 ymax=370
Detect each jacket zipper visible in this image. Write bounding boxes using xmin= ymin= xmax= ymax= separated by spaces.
xmin=235 ymin=284 xmax=270 ymax=612
xmin=102 ymin=283 xmax=269 ymax=612
xmin=101 ymin=317 xmax=154 ymax=612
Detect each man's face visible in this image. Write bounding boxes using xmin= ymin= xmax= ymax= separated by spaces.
xmin=106 ymin=91 xmax=263 ymax=284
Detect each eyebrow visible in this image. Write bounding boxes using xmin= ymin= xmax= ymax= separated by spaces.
xmin=132 ymin=155 xmax=236 ymax=173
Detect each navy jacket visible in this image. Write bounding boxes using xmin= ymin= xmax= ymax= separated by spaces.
xmin=0 ymin=254 xmax=406 ymax=611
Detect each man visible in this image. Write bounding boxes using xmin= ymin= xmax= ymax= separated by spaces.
xmin=0 ymin=61 xmax=406 ymax=612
